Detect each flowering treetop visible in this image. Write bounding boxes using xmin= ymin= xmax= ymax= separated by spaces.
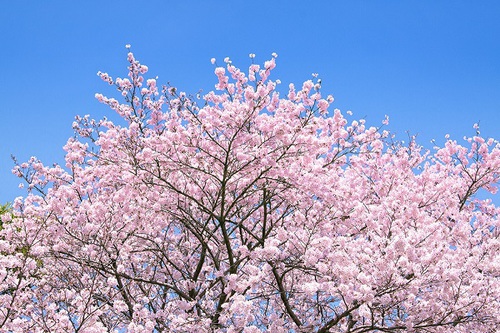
xmin=0 ymin=49 xmax=499 ymax=332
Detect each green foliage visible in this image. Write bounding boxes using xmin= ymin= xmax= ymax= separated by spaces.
xmin=0 ymin=202 xmax=12 ymax=232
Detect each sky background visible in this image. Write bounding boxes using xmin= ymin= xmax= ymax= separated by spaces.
xmin=1 ymin=1 xmax=500 ymax=203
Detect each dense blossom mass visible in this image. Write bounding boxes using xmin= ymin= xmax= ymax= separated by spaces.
xmin=1 ymin=51 xmax=499 ymax=332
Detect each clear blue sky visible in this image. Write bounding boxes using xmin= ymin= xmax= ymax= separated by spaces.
xmin=1 ymin=1 xmax=500 ymax=203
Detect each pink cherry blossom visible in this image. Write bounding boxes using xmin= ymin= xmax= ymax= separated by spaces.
xmin=1 ymin=52 xmax=499 ymax=333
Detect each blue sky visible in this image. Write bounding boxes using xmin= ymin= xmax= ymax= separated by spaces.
xmin=1 ymin=1 xmax=500 ymax=203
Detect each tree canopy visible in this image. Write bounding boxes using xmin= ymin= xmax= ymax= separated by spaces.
xmin=0 ymin=52 xmax=499 ymax=332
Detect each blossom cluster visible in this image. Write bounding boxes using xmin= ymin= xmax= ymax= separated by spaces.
xmin=1 ymin=51 xmax=499 ymax=332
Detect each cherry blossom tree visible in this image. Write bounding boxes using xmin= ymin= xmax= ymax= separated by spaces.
xmin=1 ymin=50 xmax=499 ymax=332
